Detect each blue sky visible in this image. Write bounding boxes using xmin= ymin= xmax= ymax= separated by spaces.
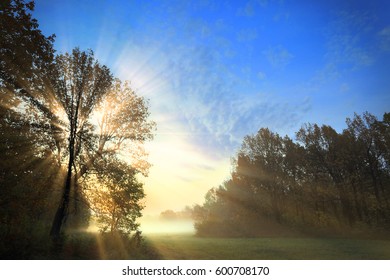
xmin=34 ymin=0 xmax=390 ymax=214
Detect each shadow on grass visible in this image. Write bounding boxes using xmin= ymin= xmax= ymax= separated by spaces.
xmin=0 ymin=231 xmax=161 ymax=260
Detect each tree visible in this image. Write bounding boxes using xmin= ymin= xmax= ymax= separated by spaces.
xmin=1 ymin=0 xmax=55 ymax=123
xmin=49 ymin=48 xmax=113 ymax=237
xmin=86 ymin=159 xmax=145 ymax=234
xmin=0 ymin=0 xmax=155 ymax=253
xmin=49 ymin=49 xmax=155 ymax=237
xmin=1 ymin=0 xmax=61 ymax=246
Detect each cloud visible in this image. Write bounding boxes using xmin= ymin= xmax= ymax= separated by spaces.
xmin=257 ymin=71 xmax=266 ymax=80
xmin=263 ymin=45 xmax=294 ymax=69
xmin=236 ymin=28 xmax=258 ymax=42
xmin=237 ymin=0 xmax=270 ymax=17
xmin=273 ymin=11 xmax=290 ymax=22
xmin=340 ymin=83 xmax=350 ymax=93
xmin=238 ymin=1 xmax=256 ymax=17
xmin=176 ymin=86 xmax=312 ymax=156
xmin=325 ymin=10 xmax=376 ymax=69
xmin=258 ymin=0 xmax=268 ymax=7
xmin=378 ymin=26 xmax=390 ymax=51
xmin=109 ymin=0 xmax=308 ymax=160
xmin=126 ymin=37 xmax=311 ymax=159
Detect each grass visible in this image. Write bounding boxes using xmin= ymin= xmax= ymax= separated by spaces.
xmin=145 ymin=233 xmax=390 ymax=260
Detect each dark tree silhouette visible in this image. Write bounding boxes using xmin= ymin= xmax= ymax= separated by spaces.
xmin=194 ymin=112 xmax=390 ymax=237
xmin=49 ymin=48 xmax=113 ymax=237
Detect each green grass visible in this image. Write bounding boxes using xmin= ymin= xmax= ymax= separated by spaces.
xmin=145 ymin=233 xmax=390 ymax=260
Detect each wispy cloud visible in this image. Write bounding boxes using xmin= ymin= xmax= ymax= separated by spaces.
xmin=257 ymin=71 xmax=266 ymax=80
xmin=236 ymin=28 xmax=258 ymax=42
xmin=159 ymin=49 xmax=309 ymax=155
xmin=263 ymin=45 xmax=294 ymax=69
xmin=378 ymin=26 xmax=390 ymax=51
xmin=237 ymin=0 xmax=271 ymax=17
xmin=273 ymin=11 xmax=290 ymax=22
xmin=238 ymin=1 xmax=256 ymax=17
xmin=325 ymin=11 xmax=376 ymax=69
xmin=340 ymin=83 xmax=350 ymax=93
xmin=306 ymin=63 xmax=340 ymax=93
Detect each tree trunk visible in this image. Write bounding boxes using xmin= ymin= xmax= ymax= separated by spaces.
xmin=50 ymin=139 xmax=75 ymax=238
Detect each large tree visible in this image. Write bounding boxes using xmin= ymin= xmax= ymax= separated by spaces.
xmin=48 ymin=48 xmax=113 ymax=237
xmin=49 ymin=49 xmax=155 ymax=237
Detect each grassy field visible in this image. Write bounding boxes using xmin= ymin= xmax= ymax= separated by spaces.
xmin=145 ymin=233 xmax=390 ymax=260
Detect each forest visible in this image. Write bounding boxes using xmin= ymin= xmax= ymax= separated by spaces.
xmin=193 ymin=112 xmax=390 ymax=237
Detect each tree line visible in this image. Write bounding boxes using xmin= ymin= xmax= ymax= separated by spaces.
xmin=193 ymin=112 xmax=390 ymax=237
xmin=0 ymin=0 xmax=154 ymax=256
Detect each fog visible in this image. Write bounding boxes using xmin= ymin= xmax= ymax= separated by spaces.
xmin=139 ymin=216 xmax=195 ymax=235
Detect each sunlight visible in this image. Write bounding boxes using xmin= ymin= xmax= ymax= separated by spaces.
xmin=113 ymin=43 xmax=169 ymax=99
xmin=95 ymin=233 xmax=108 ymax=259
xmin=52 ymin=104 xmax=69 ymax=129
xmin=89 ymin=103 xmax=106 ymax=129
xmin=141 ymin=130 xmax=231 ymax=215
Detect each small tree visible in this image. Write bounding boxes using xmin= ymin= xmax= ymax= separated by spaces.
xmin=86 ymin=160 xmax=145 ymax=234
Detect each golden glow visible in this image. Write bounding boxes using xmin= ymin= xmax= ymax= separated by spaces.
xmin=141 ymin=129 xmax=231 ymax=216
xmin=51 ymin=104 xmax=69 ymax=134
xmin=89 ymin=103 xmax=106 ymax=129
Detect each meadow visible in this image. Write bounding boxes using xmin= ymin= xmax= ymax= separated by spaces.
xmin=145 ymin=233 xmax=390 ymax=260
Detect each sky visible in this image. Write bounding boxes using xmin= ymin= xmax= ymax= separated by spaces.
xmin=33 ymin=0 xmax=390 ymax=215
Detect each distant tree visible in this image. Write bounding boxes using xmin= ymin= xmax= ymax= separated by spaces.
xmin=160 ymin=210 xmax=178 ymax=220
xmin=160 ymin=206 xmax=196 ymax=220
xmin=180 ymin=206 xmax=195 ymax=219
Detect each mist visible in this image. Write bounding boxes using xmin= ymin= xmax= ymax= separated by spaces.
xmin=139 ymin=216 xmax=195 ymax=235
